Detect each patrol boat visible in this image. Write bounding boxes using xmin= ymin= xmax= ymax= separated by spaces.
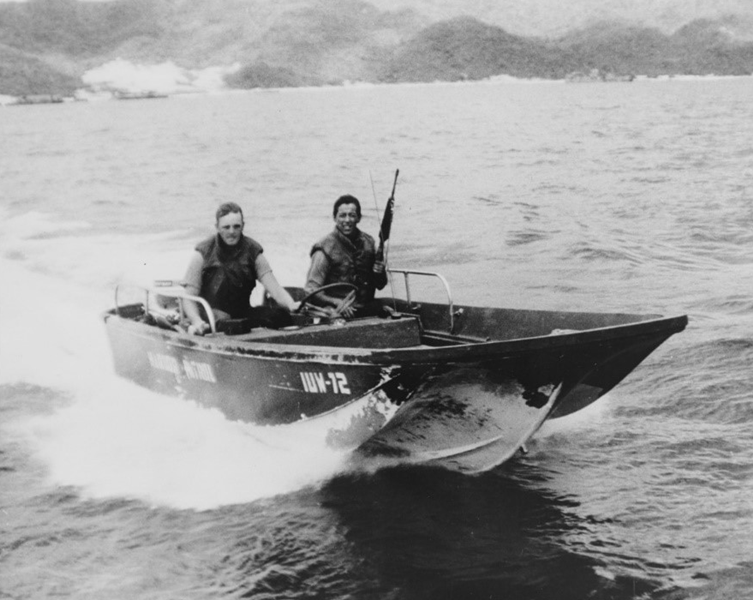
xmin=102 ymin=269 xmax=687 ymax=473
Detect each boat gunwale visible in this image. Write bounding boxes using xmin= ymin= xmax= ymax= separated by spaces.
xmin=103 ymin=308 xmax=688 ymax=365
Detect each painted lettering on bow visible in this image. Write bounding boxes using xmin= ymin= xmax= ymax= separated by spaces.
xmin=182 ymin=359 xmax=217 ymax=383
xmin=300 ymin=371 xmax=351 ymax=395
xmin=147 ymin=352 xmax=217 ymax=383
xmin=147 ymin=352 xmax=181 ymax=376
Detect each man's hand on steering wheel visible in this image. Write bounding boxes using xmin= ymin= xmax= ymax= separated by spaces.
xmin=335 ymin=289 xmax=357 ymax=318
xmin=296 ymin=283 xmax=359 ymax=318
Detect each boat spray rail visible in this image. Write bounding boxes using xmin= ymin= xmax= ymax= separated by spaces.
xmin=114 ymin=280 xmax=217 ymax=334
xmin=387 ymin=268 xmax=457 ymax=333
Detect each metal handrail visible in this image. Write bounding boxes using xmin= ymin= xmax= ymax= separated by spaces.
xmin=387 ymin=268 xmax=455 ymax=333
xmin=114 ymin=281 xmax=217 ymax=334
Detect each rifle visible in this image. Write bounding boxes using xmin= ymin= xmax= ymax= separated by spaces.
xmin=376 ymin=169 xmax=399 ymax=262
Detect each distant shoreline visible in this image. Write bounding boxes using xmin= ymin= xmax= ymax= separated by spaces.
xmin=3 ymin=72 xmax=752 ymax=106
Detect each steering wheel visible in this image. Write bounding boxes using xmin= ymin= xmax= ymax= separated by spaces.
xmin=296 ymin=283 xmax=358 ymax=318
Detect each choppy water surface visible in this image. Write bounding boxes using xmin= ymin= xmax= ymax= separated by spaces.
xmin=1 ymin=78 xmax=752 ymax=599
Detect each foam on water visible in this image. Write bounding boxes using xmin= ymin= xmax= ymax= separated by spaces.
xmin=1 ymin=208 xmax=351 ymax=511
xmin=14 ymin=382 xmax=349 ymax=511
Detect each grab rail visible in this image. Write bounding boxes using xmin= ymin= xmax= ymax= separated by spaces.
xmin=387 ymin=268 xmax=456 ymax=333
xmin=114 ymin=281 xmax=217 ymax=334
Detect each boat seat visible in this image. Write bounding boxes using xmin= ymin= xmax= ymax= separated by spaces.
xmin=231 ymin=315 xmax=423 ymax=349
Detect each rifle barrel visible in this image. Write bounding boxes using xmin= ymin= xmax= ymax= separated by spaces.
xmin=377 ymin=169 xmax=399 ymax=260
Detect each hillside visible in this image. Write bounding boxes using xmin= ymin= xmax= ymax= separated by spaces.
xmin=379 ymin=17 xmax=569 ymax=83
xmin=381 ymin=16 xmax=753 ymax=83
xmin=1 ymin=0 xmax=753 ymax=97
xmin=0 ymin=44 xmax=81 ymax=96
xmin=368 ymin=0 xmax=753 ymax=38
xmin=558 ymin=19 xmax=753 ymax=77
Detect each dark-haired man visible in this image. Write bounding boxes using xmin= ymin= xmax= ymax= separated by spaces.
xmin=304 ymin=194 xmax=388 ymax=318
xmin=182 ymin=202 xmax=299 ymax=334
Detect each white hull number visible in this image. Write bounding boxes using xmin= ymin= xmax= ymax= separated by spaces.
xmin=300 ymin=371 xmax=351 ymax=394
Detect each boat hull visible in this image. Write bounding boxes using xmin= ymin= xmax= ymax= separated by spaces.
xmin=105 ymin=318 xmax=392 ymax=426
xmin=103 ymin=296 xmax=687 ymax=471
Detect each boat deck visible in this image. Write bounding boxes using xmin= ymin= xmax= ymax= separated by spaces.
xmin=219 ymin=315 xmax=427 ymax=349
xmin=216 ymin=314 xmax=505 ymax=349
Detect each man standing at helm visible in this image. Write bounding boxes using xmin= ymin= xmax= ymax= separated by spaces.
xmin=304 ymin=194 xmax=388 ymax=318
xmin=182 ymin=202 xmax=299 ymax=334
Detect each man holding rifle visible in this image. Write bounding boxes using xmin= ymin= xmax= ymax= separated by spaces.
xmin=304 ymin=193 xmax=388 ymax=318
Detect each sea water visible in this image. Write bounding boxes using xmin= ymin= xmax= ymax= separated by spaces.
xmin=1 ymin=77 xmax=752 ymax=599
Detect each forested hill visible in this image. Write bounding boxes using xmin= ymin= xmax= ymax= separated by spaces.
xmin=2 ymin=0 xmax=753 ymax=96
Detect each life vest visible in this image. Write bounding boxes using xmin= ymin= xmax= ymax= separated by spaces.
xmin=196 ymin=235 xmax=263 ymax=318
xmin=311 ymin=229 xmax=378 ymax=303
